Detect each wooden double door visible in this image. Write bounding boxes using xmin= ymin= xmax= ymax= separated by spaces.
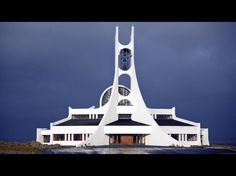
xmin=109 ymin=134 xmax=145 ymax=145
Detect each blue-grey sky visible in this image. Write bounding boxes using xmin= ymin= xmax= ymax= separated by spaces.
xmin=0 ymin=22 xmax=236 ymax=143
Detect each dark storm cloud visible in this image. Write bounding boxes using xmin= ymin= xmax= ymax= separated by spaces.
xmin=0 ymin=22 xmax=236 ymax=143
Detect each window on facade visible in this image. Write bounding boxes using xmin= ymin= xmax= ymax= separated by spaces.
xmin=98 ymin=114 xmax=104 ymax=119
xmin=119 ymin=48 xmax=131 ymax=71
xmin=118 ymin=99 xmax=133 ymax=106
xmin=72 ymin=114 xmax=89 ymax=119
xmin=118 ymin=86 xmax=130 ymax=96
xmin=101 ymin=88 xmax=112 ymax=106
xmin=84 ymin=134 xmax=86 ymax=141
xmin=155 ymin=115 xmax=172 ymax=119
xmin=171 ymin=134 xmax=179 ymax=141
xmin=74 ymin=134 xmax=82 ymax=141
xmin=187 ymin=134 xmax=197 ymax=141
xmin=43 ymin=135 xmax=50 ymax=143
xmin=101 ymin=86 xmax=130 ymax=106
xmin=118 ymin=114 xmax=132 ymax=119
xmin=53 ymin=134 xmax=65 ymax=141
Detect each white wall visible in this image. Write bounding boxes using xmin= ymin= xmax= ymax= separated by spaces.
xmin=161 ymin=126 xmax=201 ymax=146
xmin=201 ymin=128 xmax=210 ymax=145
xmin=104 ymin=126 xmax=152 ymax=134
xmin=51 ymin=126 xmax=97 ymax=134
xmin=148 ymin=107 xmax=174 ymax=115
xmin=36 ymin=128 xmax=47 ymax=143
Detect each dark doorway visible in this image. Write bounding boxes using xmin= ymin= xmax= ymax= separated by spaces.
xmin=120 ymin=135 xmax=133 ymax=144
xmin=109 ymin=134 xmax=145 ymax=145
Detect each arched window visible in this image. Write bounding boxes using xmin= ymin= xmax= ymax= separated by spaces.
xmin=118 ymin=86 xmax=130 ymax=96
xmin=118 ymin=99 xmax=133 ymax=106
xmin=101 ymin=88 xmax=112 ymax=106
xmin=119 ymin=48 xmax=131 ymax=71
xmin=101 ymin=86 xmax=130 ymax=106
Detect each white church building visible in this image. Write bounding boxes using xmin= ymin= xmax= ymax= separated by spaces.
xmin=36 ymin=26 xmax=210 ymax=147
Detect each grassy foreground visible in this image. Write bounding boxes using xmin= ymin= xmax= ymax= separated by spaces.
xmin=0 ymin=141 xmax=67 ymax=154
xmin=207 ymin=144 xmax=236 ymax=150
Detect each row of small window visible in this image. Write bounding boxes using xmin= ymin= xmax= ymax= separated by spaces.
xmin=169 ymin=134 xmax=197 ymax=141
xmin=151 ymin=114 xmax=172 ymax=119
xmin=118 ymin=114 xmax=132 ymax=119
xmin=43 ymin=134 xmax=92 ymax=143
xmin=72 ymin=114 xmax=104 ymax=119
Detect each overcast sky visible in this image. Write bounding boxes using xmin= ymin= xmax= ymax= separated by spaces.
xmin=0 ymin=22 xmax=236 ymax=143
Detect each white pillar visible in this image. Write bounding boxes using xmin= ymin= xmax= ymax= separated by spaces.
xmin=50 ymin=123 xmax=53 ymax=144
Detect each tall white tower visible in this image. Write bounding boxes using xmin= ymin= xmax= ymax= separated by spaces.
xmin=79 ymin=26 xmax=181 ymax=147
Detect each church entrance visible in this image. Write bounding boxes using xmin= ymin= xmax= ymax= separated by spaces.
xmin=120 ymin=135 xmax=133 ymax=144
xmin=109 ymin=134 xmax=145 ymax=145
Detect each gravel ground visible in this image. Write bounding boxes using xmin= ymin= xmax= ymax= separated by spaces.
xmin=48 ymin=146 xmax=236 ymax=154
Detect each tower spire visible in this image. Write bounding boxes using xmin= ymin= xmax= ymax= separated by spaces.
xmin=131 ymin=25 xmax=134 ymax=43
xmin=115 ymin=26 xmax=119 ymax=43
xmin=79 ymin=26 xmax=181 ymax=147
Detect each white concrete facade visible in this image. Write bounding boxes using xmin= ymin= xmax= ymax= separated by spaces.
xmin=36 ymin=26 xmax=210 ymax=147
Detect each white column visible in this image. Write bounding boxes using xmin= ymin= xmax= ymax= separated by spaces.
xmin=50 ymin=123 xmax=53 ymax=144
